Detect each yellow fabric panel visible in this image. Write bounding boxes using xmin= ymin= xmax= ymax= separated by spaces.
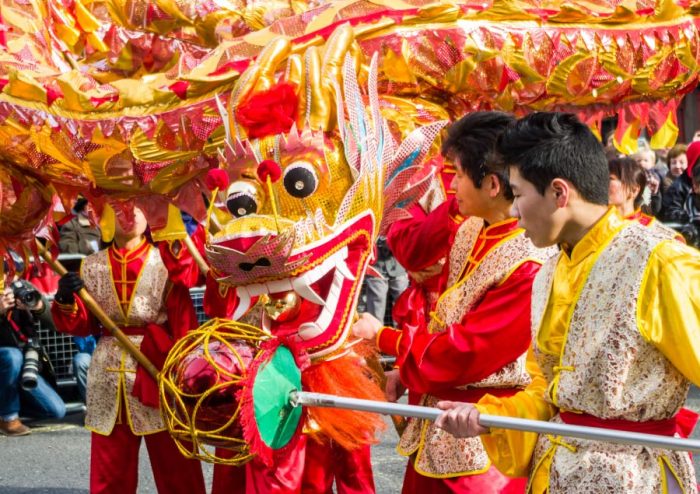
xmin=475 ymin=347 xmax=557 ymax=478
xmin=638 ymin=240 xmax=700 ymax=386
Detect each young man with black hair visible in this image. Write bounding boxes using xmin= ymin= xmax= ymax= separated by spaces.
xmin=354 ymin=111 xmax=550 ymax=493
xmin=436 ymin=112 xmax=700 ymax=494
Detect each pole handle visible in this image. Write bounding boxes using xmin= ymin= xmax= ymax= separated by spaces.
xmin=291 ymin=391 xmax=700 ymax=454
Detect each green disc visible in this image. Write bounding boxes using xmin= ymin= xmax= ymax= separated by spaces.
xmin=252 ymin=346 xmax=303 ymax=449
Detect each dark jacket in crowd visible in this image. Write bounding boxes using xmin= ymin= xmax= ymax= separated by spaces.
xmin=661 ymin=141 xmax=700 ymax=224
xmin=58 ymin=216 xmax=101 ymax=256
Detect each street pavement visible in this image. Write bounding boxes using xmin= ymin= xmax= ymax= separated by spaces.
xmin=1 ymin=388 xmax=699 ymax=493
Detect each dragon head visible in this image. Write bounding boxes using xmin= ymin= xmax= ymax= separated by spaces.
xmin=204 ymin=28 xmax=445 ymax=359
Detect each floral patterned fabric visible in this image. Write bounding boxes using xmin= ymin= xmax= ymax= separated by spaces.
xmin=529 ymin=222 xmax=696 ymax=493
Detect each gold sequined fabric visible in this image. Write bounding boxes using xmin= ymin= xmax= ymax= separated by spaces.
xmin=81 ymin=247 xmax=170 ymax=435
xmin=398 ymin=222 xmax=545 ymax=477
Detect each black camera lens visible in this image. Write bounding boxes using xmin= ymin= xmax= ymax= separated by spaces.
xmin=12 ymin=281 xmax=41 ymax=309
xmin=21 ymin=344 xmax=41 ymax=390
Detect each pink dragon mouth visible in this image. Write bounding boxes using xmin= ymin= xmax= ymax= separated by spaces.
xmin=208 ymin=213 xmax=375 ymax=357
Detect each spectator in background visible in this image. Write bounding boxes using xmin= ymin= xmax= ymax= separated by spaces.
xmin=692 ymin=129 xmax=700 ymax=142
xmin=635 ymin=148 xmax=664 ymax=175
xmin=609 ymin=157 xmax=684 ymax=242
xmin=0 ymin=254 xmax=65 ymax=436
xmin=58 ymin=197 xmax=101 ymax=256
xmin=72 ymin=335 xmax=96 ymax=402
xmin=645 ymin=168 xmax=665 ymax=218
xmin=678 ymin=165 xmax=700 ymax=247
xmin=608 ymin=157 xmax=647 ymax=219
xmin=662 ymin=141 xmax=700 ymax=224
xmin=361 ymin=237 xmax=408 ymax=324
xmin=667 ymin=144 xmax=689 ymax=179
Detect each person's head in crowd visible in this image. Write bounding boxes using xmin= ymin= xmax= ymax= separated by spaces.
xmin=605 ymin=132 xmax=615 ymax=149
xmin=634 ymin=149 xmax=657 ymax=171
xmin=692 ymin=129 xmax=700 ymax=142
xmin=693 ymin=164 xmax=700 ymax=195
xmin=685 ymin=141 xmax=700 ymax=180
xmin=608 ymin=157 xmax=646 ymax=217
xmin=441 ymin=111 xmax=516 ymax=221
xmin=667 ymin=144 xmax=688 ymax=178
xmin=72 ymin=196 xmax=89 ymax=216
xmin=495 ymin=112 xmax=609 ymax=249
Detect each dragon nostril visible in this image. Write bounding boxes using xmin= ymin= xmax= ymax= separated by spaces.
xmin=238 ymin=257 xmax=272 ymax=272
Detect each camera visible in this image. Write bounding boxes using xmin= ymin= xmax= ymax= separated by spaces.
xmin=11 ymin=281 xmax=41 ymax=310
xmin=21 ymin=338 xmax=41 ymax=390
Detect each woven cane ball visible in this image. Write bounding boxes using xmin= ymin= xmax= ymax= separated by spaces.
xmin=160 ymin=319 xmax=266 ymax=465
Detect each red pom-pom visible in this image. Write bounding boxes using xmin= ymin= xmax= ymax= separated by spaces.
xmin=236 ymin=82 xmax=298 ymax=139
xmin=256 ymin=160 xmax=282 ymax=183
xmin=205 ymin=169 xmax=230 ymax=191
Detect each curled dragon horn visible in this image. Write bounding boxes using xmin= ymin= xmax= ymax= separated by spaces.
xmin=300 ymin=24 xmax=359 ymax=132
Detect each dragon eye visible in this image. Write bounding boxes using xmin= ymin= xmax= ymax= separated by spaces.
xmin=226 ymin=181 xmax=261 ymax=218
xmin=283 ymin=162 xmax=318 ymax=199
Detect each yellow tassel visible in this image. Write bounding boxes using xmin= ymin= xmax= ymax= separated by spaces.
xmin=100 ymin=203 xmax=116 ymax=243
xmin=650 ymin=112 xmax=679 ymax=150
xmin=151 ymin=204 xmax=188 ymax=242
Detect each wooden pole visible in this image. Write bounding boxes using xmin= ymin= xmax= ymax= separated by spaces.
xmin=36 ymin=241 xmax=159 ymax=379
xmin=182 ymin=236 xmax=209 ymax=276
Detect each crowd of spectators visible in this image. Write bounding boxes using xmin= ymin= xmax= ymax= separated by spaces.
xmin=606 ymin=130 xmax=700 ymax=247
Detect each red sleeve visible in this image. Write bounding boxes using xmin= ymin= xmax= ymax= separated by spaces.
xmin=376 ymin=326 xmax=403 ymax=356
xmin=387 ymin=197 xmax=462 ymax=272
xmin=164 ymin=284 xmax=199 ymax=340
xmin=51 ymin=298 xmax=97 ymax=337
xmin=203 ymin=270 xmax=240 ymax=318
xmin=397 ymin=260 xmax=539 ymax=395
xmin=157 ymin=225 xmax=206 ymax=288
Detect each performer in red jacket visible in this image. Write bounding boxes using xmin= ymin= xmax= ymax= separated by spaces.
xmin=52 ymin=206 xmax=206 ymax=494
xmin=354 ymin=112 xmax=551 ymax=493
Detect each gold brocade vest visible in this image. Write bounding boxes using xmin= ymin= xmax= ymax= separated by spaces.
xmin=529 ymin=223 xmax=696 ymax=494
xmin=81 ymin=246 xmax=170 ymax=436
xmin=397 ymin=217 xmax=543 ymax=478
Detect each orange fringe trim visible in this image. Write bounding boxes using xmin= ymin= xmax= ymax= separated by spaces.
xmin=301 ymin=342 xmax=387 ymax=450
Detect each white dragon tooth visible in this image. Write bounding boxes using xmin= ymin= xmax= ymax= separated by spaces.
xmin=266 ymin=279 xmax=293 ymax=294
xmin=247 ymin=283 xmax=268 ymax=297
xmin=232 ymin=286 xmax=252 ymax=321
xmin=292 ymin=278 xmax=326 ymax=306
xmin=336 ymin=259 xmax=355 ymax=281
xmin=298 ymin=322 xmax=324 ymax=340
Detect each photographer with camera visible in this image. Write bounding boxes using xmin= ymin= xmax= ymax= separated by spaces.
xmin=0 ymin=254 xmax=66 ymax=436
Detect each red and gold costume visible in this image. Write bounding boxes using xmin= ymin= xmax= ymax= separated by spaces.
xmin=478 ymin=209 xmax=700 ymax=494
xmin=52 ymin=239 xmax=206 ymax=494
xmin=387 ymin=195 xmax=463 ymax=330
xmin=379 ymin=216 xmax=549 ymax=493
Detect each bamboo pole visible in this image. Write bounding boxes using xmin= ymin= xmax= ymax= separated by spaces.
xmin=36 ymin=241 xmax=159 ymax=379
xmin=290 ymin=391 xmax=700 ymax=454
xmin=182 ymin=236 xmax=209 ymax=276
